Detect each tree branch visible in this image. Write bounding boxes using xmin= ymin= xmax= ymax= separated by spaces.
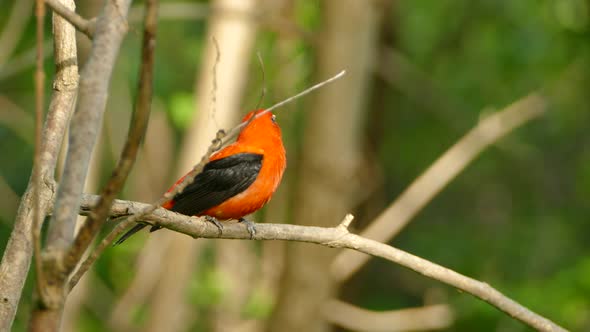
xmin=41 ymin=1 xmax=310 ymax=58
xmin=41 ymin=0 xmax=133 ymax=313
xmin=68 ymin=217 xmax=134 ymax=290
xmin=44 ymin=0 xmax=95 ymax=38
xmin=331 ymin=93 xmax=546 ymax=282
xmin=64 ymin=0 xmax=158 ymax=280
xmin=0 ymin=0 xmax=78 ymax=329
xmin=322 ymin=300 xmax=454 ymax=332
xmin=32 ymin=0 xmax=46 ymax=305
xmin=0 ymin=2 xmax=312 ymax=82
xmin=71 ymin=195 xmax=566 ymax=332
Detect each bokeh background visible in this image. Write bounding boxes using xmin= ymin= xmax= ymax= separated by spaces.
xmin=1 ymin=0 xmax=589 ymax=331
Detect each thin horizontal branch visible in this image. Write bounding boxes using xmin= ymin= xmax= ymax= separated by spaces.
xmin=323 ymin=300 xmax=453 ymax=332
xmin=72 ymin=194 xmax=566 ymax=332
xmin=44 ymin=0 xmax=95 ymax=38
xmin=42 ymin=1 xmax=307 ymax=48
xmin=331 ymin=93 xmax=547 ymax=282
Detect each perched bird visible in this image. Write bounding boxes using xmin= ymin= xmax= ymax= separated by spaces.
xmin=115 ymin=109 xmax=286 ymax=244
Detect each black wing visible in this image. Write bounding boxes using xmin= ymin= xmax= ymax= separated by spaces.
xmin=169 ymin=152 xmax=263 ymax=216
xmin=115 ymin=153 xmax=262 ymax=245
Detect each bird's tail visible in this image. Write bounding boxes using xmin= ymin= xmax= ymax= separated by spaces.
xmin=115 ymin=223 xmax=148 ymax=245
xmin=114 ymin=223 xmax=164 ymax=245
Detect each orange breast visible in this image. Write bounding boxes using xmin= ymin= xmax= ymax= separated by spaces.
xmin=199 ymin=147 xmax=286 ymax=220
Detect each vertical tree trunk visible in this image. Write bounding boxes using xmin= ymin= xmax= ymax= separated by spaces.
xmin=0 ymin=0 xmax=79 ymax=330
xmin=268 ymin=1 xmax=381 ymax=331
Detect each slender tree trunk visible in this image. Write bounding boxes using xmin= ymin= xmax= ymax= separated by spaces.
xmin=268 ymin=1 xmax=381 ymax=331
xmin=0 ymin=0 xmax=79 ymax=329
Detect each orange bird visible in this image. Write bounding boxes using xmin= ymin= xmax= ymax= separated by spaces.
xmin=116 ymin=109 xmax=286 ymax=244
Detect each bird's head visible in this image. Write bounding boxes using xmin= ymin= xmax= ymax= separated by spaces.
xmin=238 ymin=109 xmax=282 ymax=141
xmin=236 ymin=109 xmax=286 ymax=172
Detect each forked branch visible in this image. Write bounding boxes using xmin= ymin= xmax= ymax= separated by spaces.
xmin=44 ymin=0 xmax=95 ymax=38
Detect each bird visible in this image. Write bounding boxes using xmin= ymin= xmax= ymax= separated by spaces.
xmin=115 ymin=109 xmax=286 ymax=244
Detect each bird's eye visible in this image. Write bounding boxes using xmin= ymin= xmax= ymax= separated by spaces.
xmin=271 ymin=114 xmax=277 ymax=123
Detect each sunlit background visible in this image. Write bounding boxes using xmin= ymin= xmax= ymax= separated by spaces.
xmin=1 ymin=0 xmax=589 ymax=331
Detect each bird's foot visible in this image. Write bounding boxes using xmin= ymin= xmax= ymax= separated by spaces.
xmin=239 ymin=218 xmax=256 ymax=239
xmin=205 ymin=216 xmax=224 ymax=235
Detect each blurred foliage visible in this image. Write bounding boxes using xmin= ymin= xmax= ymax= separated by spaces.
xmin=1 ymin=0 xmax=589 ymax=331
xmin=346 ymin=0 xmax=590 ymax=331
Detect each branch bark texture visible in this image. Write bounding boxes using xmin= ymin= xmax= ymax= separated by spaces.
xmin=32 ymin=0 xmax=47 ymax=304
xmin=46 ymin=0 xmax=132 ymax=257
xmin=66 ymin=0 xmax=157 ymax=280
xmin=75 ymin=195 xmax=567 ymax=332
xmin=0 ymin=0 xmax=79 ymax=329
xmin=44 ymin=0 xmax=95 ymax=38
xmin=32 ymin=0 xmax=133 ymax=328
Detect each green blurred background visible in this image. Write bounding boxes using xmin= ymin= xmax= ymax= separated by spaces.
xmin=1 ymin=0 xmax=589 ymax=331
